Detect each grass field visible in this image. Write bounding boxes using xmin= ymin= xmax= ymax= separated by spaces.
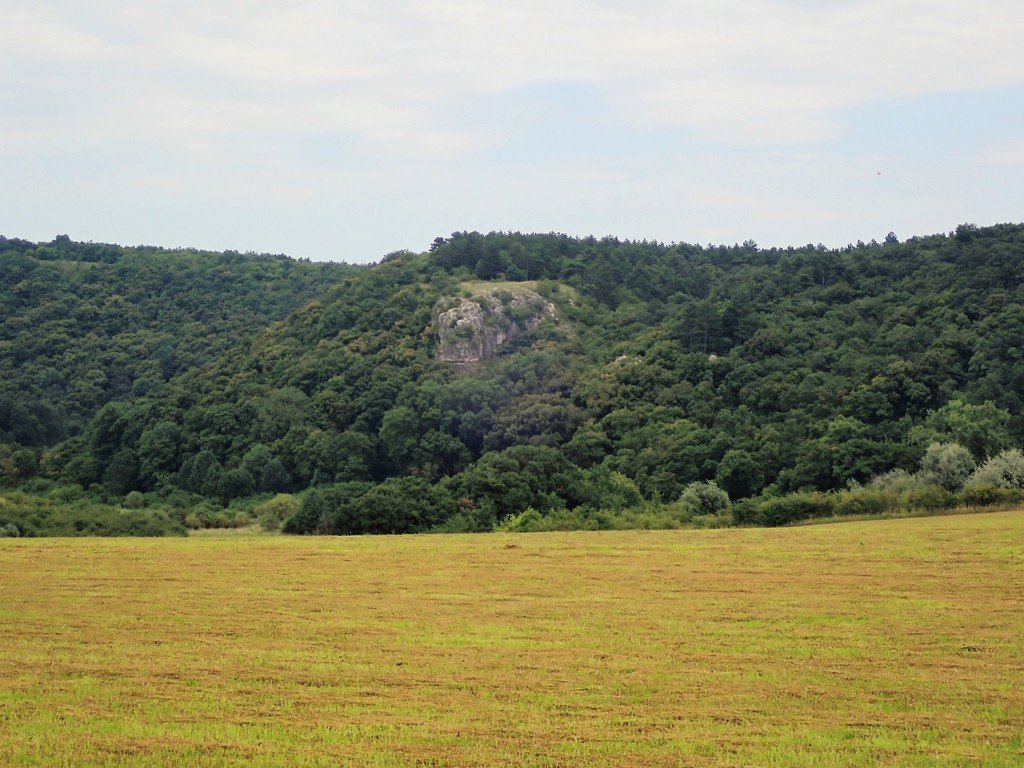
xmin=1 ymin=511 xmax=1022 ymax=767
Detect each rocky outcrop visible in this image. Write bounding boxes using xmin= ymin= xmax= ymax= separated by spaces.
xmin=434 ymin=288 xmax=557 ymax=366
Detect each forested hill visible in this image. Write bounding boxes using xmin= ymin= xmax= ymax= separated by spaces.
xmin=0 ymin=236 xmax=351 ymax=443
xmin=2 ymin=223 xmax=1023 ymax=536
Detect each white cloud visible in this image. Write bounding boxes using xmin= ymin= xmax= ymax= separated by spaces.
xmin=1 ymin=1 xmax=1022 ymax=259
xmin=977 ymin=141 xmax=1024 ymax=168
xmin=4 ymin=1 xmax=1024 ymax=154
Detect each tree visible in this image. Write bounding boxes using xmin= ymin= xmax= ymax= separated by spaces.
xmin=137 ymin=421 xmax=182 ymax=483
xmin=474 ymin=247 xmax=508 ymax=280
xmin=715 ymin=449 xmax=761 ymax=499
xmin=218 ymin=468 xmax=255 ymax=504
xmin=910 ymin=400 xmax=1012 ymax=461
xmin=347 ymin=477 xmax=452 ymax=534
xmin=256 ymin=387 xmax=310 ymax=442
xmin=678 ymin=481 xmax=730 ymax=516
xmin=917 ymin=442 xmax=975 ymax=491
xmin=378 ymin=406 xmax=422 ymax=472
xmin=241 ymin=444 xmax=292 ymax=492
xmin=255 ymin=494 xmax=302 ymax=531
xmin=103 ymin=448 xmax=139 ymax=494
xmin=177 ymin=450 xmax=223 ymax=497
xmin=967 ymin=449 xmax=1024 ymax=489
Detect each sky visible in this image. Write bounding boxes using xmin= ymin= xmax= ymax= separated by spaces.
xmin=2 ymin=1 xmax=1023 ymax=264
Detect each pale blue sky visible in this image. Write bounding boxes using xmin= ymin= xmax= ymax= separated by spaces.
xmin=2 ymin=1 xmax=1022 ymax=263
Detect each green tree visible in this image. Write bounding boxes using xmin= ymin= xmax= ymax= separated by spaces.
xmin=715 ymin=449 xmax=761 ymax=499
xmin=137 ymin=421 xmax=182 ymax=483
xmin=218 ymin=468 xmax=256 ymax=504
xmin=678 ymin=481 xmax=731 ymax=517
xmin=966 ymin=449 xmax=1024 ymax=489
xmin=917 ymin=442 xmax=975 ymax=491
xmin=177 ymin=450 xmax=223 ymax=497
xmin=256 ymin=387 xmax=310 ymax=442
xmin=255 ymin=493 xmax=302 ymax=531
xmin=103 ymin=448 xmax=139 ymax=494
xmin=910 ymin=400 xmax=1012 ymax=461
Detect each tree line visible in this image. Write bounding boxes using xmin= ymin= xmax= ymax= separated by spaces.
xmin=2 ymin=223 xmax=1023 ymax=535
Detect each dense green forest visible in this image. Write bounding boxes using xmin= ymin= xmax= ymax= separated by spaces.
xmin=2 ymin=224 xmax=1023 ymax=536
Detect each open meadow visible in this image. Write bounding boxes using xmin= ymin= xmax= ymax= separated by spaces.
xmin=1 ymin=511 xmax=1022 ymax=767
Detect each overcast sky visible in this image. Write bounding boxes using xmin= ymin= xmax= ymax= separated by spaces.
xmin=2 ymin=1 xmax=1023 ymax=263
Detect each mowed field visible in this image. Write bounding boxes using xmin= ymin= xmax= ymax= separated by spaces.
xmin=1 ymin=512 xmax=1022 ymax=767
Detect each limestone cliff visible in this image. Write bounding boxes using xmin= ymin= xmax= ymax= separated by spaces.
xmin=434 ymin=287 xmax=557 ymax=366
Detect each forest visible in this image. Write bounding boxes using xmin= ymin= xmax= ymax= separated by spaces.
xmin=1 ymin=223 xmax=1023 ymax=536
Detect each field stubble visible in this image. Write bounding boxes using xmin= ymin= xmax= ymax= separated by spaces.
xmin=1 ymin=511 xmax=1022 ymax=766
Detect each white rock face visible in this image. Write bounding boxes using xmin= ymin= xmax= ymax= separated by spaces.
xmin=434 ymin=289 xmax=557 ymax=366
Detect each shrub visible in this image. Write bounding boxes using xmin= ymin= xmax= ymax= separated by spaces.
xmin=834 ymin=489 xmax=893 ymax=517
xmin=758 ymin=493 xmax=835 ymax=527
xmin=579 ymin=469 xmax=644 ymax=510
xmin=869 ymin=469 xmax=923 ymax=494
xmin=678 ymin=481 xmax=731 ymax=517
xmin=123 ymin=491 xmax=145 ymax=509
xmin=957 ymin=485 xmax=1023 ymax=507
xmin=905 ymin=485 xmax=954 ymax=511
xmin=255 ymin=493 xmax=301 ymax=532
xmin=0 ymin=490 xmax=185 ymax=536
xmin=917 ymin=442 xmax=974 ymax=491
xmin=46 ymin=484 xmax=86 ymax=503
xmin=967 ymin=449 xmax=1024 ymax=489
xmin=500 ymin=504 xmax=685 ymax=533
xmin=286 ymin=483 xmax=371 ymax=535
xmin=348 ymin=477 xmax=455 ymax=534
xmin=430 ymin=513 xmax=477 ymax=534
xmin=502 ymin=507 xmax=551 ymax=532
xmin=730 ymin=498 xmax=764 ymax=526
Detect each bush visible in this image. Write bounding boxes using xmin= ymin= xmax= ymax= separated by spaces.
xmin=255 ymin=493 xmax=301 ymax=532
xmin=917 ymin=442 xmax=974 ymax=491
xmin=500 ymin=504 xmax=686 ymax=533
xmin=19 ymin=476 xmax=53 ymax=493
xmin=967 ymin=449 xmax=1024 ymax=489
xmin=348 ymin=477 xmax=455 ymax=534
xmin=46 ymin=484 xmax=87 ymax=503
xmin=869 ymin=469 xmax=923 ymax=494
xmin=730 ymin=498 xmax=764 ymax=526
xmin=0 ymin=490 xmax=186 ymax=537
xmin=430 ymin=513 xmax=477 ymax=534
xmin=288 ymin=482 xmax=373 ymax=535
xmin=678 ymin=481 xmax=731 ymax=517
xmin=905 ymin=485 xmax=954 ymax=511
xmin=578 ymin=469 xmax=644 ymax=510
xmin=834 ymin=489 xmax=894 ymax=517
xmin=758 ymin=493 xmax=835 ymax=527
xmin=123 ymin=491 xmax=145 ymax=509
xmin=957 ymin=484 xmax=1023 ymax=507
xmin=502 ymin=507 xmax=547 ymax=532
xmin=286 ymin=478 xmax=457 ymax=535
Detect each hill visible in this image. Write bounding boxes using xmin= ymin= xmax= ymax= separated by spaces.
xmin=2 ymin=224 xmax=1023 ymax=534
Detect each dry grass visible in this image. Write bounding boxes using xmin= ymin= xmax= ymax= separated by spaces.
xmin=459 ymin=280 xmax=579 ymax=302
xmin=1 ymin=511 xmax=1022 ymax=766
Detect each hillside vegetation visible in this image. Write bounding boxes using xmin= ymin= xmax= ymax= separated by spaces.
xmin=2 ymin=224 xmax=1024 ymax=535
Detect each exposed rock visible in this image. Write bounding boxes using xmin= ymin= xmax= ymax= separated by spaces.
xmin=434 ymin=288 xmax=557 ymax=366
